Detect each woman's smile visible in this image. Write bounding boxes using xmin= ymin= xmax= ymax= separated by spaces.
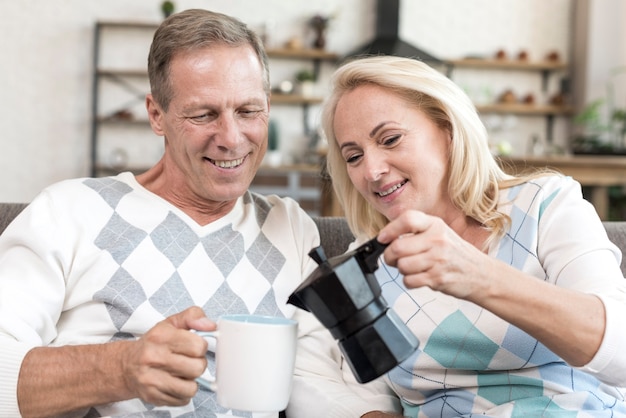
xmin=376 ymin=179 xmax=408 ymax=197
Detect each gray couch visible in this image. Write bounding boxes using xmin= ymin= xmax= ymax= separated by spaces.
xmin=0 ymin=202 xmax=625 ymax=274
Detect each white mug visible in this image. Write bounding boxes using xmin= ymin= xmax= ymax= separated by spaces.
xmin=196 ymin=314 xmax=298 ymax=412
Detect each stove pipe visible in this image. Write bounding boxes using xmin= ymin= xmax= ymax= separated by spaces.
xmin=344 ymin=0 xmax=443 ymax=65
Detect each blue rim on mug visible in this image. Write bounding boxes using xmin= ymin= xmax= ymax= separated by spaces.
xmin=219 ymin=314 xmax=297 ymax=326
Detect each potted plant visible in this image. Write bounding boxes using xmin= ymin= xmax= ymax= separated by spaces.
xmin=161 ymin=1 xmax=175 ymax=18
xmin=295 ymin=69 xmax=316 ymax=97
xmin=572 ymin=99 xmax=626 ymax=154
xmin=265 ymin=119 xmax=282 ymax=166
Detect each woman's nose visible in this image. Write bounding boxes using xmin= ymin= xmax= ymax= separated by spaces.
xmin=363 ymin=154 xmax=388 ymax=182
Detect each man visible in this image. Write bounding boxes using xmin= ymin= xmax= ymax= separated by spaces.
xmin=0 ymin=9 xmax=321 ymax=417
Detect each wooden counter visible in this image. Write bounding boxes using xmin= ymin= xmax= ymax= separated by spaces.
xmin=498 ymin=155 xmax=626 ymax=220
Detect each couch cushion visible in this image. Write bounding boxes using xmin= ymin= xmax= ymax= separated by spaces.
xmin=0 ymin=203 xmax=27 ymax=235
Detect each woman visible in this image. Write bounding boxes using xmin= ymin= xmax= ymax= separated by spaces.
xmin=295 ymin=56 xmax=626 ymax=417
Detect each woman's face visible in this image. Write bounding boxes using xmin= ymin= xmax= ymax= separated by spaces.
xmin=333 ymin=84 xmax=452 ymax=221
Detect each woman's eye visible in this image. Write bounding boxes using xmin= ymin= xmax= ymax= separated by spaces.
xmin=382 ymin=134 xmax=401 ymax=146
xmin=345 ymin=153 xmax=362 ymax=164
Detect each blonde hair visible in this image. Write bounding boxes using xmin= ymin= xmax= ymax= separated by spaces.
xmin=321 ymin=56 xmax=549 ymax=246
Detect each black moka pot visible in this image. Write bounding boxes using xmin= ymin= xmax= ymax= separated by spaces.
xmin=288 ymin=237 xmax=418 ymax=383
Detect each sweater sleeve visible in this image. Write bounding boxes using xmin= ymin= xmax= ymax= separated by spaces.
xmin=535 ymin=176 xmax=626 ymax=386
xmin=0 ymin=192 xmax=68 ymax=416
xmin=578 ymin=294 xmax=626 ymax=387
xmin=287 ymin=308 xmax=401 ymax=417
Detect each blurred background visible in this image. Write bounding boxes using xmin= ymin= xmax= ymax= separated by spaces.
xmin=1 ymin=0 xmax=624 ymax=218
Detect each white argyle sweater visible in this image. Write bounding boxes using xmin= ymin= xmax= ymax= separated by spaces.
xmin=0 ymin=172 xmax=320 ymax=418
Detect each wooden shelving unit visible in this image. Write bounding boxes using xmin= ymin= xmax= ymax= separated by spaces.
xmin=476 ymin=103 xmax=573 ymax=116
xmin=90 ymin=20 xmax=339 ymax=177
xmin=446 ymin=57 xmax=571 ymax=141
xmin=446 ymin=58 xmax=567 ymax=71
xmin=266 ymin=47 xmax=339 ymax=61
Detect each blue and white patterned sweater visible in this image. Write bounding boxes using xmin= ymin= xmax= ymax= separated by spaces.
xmin=377 ymin=176 xmax=626 ymax=417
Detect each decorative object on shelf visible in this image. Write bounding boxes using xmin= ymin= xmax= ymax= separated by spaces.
xmin=295 ymin=69 xmax=316 ymax=97
xmin=160 ymin=1 xmax=175 ymax=18
xmin=276 ymin=80 xmax=294 ymax=94
xmin=107 ymin=148 xmax=129 ymax=170
xmin=517 ymin=50 xmax=529 ymax=61
xmin=545 ymin=50 xmax=560 ymax=62
xmin=549 ymin=92 xmax=566 ymax=106
xmin=498 ymin=89 xmax=517 ymax=104
xmin=522 ymin=93 xmax=535 ymax=105
xmin=285 ymin=36 xmax=303 ymax=50
xmin=108 ymin=109 xmax=134 ymax=121
xmin=308 ymin=14 xmax=332 ymax=50
xmin=265 ymin=119 xmax=281 ymax=167
xmin=268 ymin=119 xmax=279 ymax=151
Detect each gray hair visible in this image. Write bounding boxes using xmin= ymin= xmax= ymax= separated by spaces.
xmin=148 ymin=8 xmax=270 ymax=110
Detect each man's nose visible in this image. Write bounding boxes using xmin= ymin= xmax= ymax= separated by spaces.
xmin=214 ymin=114 xmax=243 ymax=148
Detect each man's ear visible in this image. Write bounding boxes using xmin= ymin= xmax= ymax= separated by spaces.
xmin=146 ymin=94 xmax=165 ymax=136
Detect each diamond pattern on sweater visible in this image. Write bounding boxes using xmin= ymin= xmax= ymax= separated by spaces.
xmin=202 ymin=281 xmax=249 ymax=319
xmin=246 ymin=232 xmax=285 ymax=282
xmin=95 ymin=212 xmax=148 ymax=265
xmin=149 ymin=272 xmax=195 ymax=317
xmin=84 ymin=177 xmax=133 ymax=208
xmin=423 ymin=310 xmax=499 ymax=369
xmin=150 ymin=213 xmax=199 ymax=268
xmin=93 ymin=267 xmax=147 ymax=330
xmin=201 ymin=225 xmax=244 ymax=277
xmin=249 ymin=192 xmax=271 ymax=227
xmin=477 ymin=373 xmax=544 ymax=405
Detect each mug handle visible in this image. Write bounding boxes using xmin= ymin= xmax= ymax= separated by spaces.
xmin=194 ymin=330 xmax=219 ymax=392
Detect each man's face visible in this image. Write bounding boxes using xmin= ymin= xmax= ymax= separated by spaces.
xmin=146 ymin=44 xmax=269 ymax=210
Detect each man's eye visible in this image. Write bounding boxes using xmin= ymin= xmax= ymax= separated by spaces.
xmin=190 ymin=114 xmax=210 ymax=121
xmin=239 ymin=109 xmax=261 ymax=118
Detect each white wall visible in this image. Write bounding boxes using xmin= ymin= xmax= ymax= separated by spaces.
xmin=585 ymin=0 xmax=626 ymax=116
xmin=0 ymin=0 xmax=598 ymax=202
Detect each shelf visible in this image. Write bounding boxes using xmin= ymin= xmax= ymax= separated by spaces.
xmin=97 ymin=68 xmax=148 ymax=77
xmin=476 ymin=104 xmax=574 ymax=116
xmin=267 ymin=48 xmax=339 ymax=61
xmin=270 ymin=93 xmax=323 ymax=105
xmin=446 ymin=58 xmax=568 ymax=71
xmin=98 ymin=117 xmax=150 ymax=125
xmin=96 ymin=20 xmax=159 ymax=29
xmin=446 ymin=56 xmax=571 ymax=143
